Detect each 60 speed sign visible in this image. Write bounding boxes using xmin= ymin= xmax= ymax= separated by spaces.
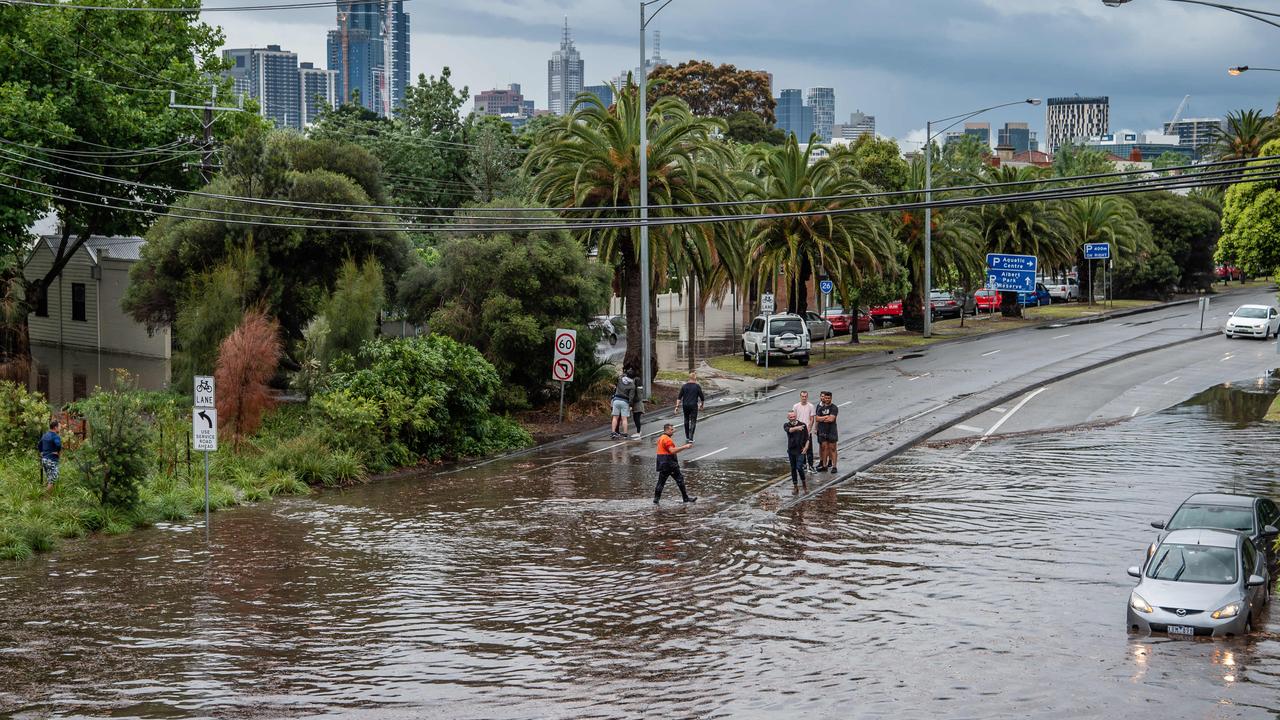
xmin=552 ymin=328 xmax=577 ymax=382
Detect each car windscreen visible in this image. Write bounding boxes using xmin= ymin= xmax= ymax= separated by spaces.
xmin=824 ymin=306 xmax=845 ymax=315
xmin=769 ymin=319 xmax=804 ymax=335
xmin=1167 ymin=505 xmax=1255 ymax=534
xmin=1146 ymin=543 xmax=1238 ymax=584
xmin=1235 ymin=307 xmax=1268 ymax=319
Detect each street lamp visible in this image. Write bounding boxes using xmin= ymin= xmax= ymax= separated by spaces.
xmin=922 ymin=98 xmax=1040 ymax=338
xmin=638 ymin=0 xmax=675 ymax=399
xmin=1229 ymin=65 xmax=1280 ymax=74
xmin=1102 ymin=0 xmax=1280 ymax=30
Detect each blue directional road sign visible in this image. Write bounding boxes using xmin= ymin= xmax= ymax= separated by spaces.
xmin=1084 ymin=242 xmax=1111 ymax=260
xmin=819 ymin=279 xmax=834 ymax=295
xmin=986 ymin=253 xmax=1038 ymax=273
xmin=988 ymin=269 xmax=1037 ymax=293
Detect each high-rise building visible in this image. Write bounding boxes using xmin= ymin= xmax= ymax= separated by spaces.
xmin=998 ymin=122 xmax=1037 ymax=154
xmin=1046 ymin=95 xmax=1109 ymax=154
xmin=222 ymin=45 xmax=301 ymax=130
xmin=806 ymin=87 xmax=835 ymax=143
xmin=299 ymin=62 xmax=337 ymax=128
xmin=475 ymin=84 xmax=534 ymax=117
xmin=326 ymin=1 xmax=410 ymax=118
xmin=831 ymin=110 xmax=876 ymax=142
xmin=963 ymin=122 xmax=991 ymax=147
xmin=548 ymin=19 xmax=585 ymax=115
xmin=584 ymin=84 xmax=613 ymax=108
xmin=1163 ymin=117 xmax=1223 ymax=158
xmin=1080 ymin=131 xmax=1195 ymax=162
xmin=775 ymin=89 xmax=814 ymax=141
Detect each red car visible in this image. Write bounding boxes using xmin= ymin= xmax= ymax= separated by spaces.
xmin=1217 ymin=265 xmax=1244 ymax=281
xmin=821 ymin=306 xmax=871 ymax=334
xmin=870 ymin=300 xmax=902 ymax=325
xmin=973 ymin=289 xmax=1001 ymax=312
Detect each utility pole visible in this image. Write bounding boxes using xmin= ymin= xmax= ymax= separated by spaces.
xmin=170 ymin=85 xmax=243 ymax=183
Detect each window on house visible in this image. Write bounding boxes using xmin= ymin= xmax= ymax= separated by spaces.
xmin=34 ymin=284 xmax=47 ymax=318
xmin=36 ymin=368 xmax=49 ymax=398
xmin=71 ymin=283 xmax=86 ymax=322
xmin=72 ymin=373 xmax=87 ymax=401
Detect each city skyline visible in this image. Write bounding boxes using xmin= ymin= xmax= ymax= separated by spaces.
xmin=206 ymin=0 xmax=1276 ymax=145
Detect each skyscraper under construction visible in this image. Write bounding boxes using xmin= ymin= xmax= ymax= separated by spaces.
xmin=326 ymin=1 xmax=410 ymax=118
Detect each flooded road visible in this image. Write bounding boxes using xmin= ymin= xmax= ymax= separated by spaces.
xmin=2 ymin=389 xmax=1278 ymax=718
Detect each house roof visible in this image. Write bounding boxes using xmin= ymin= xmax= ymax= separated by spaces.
xmin=36 ymin=234 xmax=145 ymax=264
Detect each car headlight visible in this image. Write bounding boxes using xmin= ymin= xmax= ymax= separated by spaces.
xmin=1130 ymin=592 xmax=1154 ymax=614
xmin=1211 ymin=602 xmax=1240 ymax=620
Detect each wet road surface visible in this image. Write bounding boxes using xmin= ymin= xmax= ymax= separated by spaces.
xmin=1 ymin=388 xmax=1278 ymax=718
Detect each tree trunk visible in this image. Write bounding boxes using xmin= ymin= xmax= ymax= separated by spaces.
xmin=787 ymin=257 xmax=812 ymax=315
xmin=849 ymin=300 xmax=861 ymax=344
xmin=0 ymin=270 xmax=33 ymax=384
xmin=999 ymin=291 xmax=1022 ymax=318
xmin=903 ymin=288 xmax=925 ymax=333
xmin=621 ymin=239 xmax=644 ymax=377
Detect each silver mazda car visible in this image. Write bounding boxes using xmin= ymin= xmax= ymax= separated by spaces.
xmin=1127 ymin=528 xmax=1270 ymax=638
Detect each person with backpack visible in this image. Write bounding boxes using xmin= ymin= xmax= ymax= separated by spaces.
xmin=610 ymin=368 xmax=638 ymax=440
xmin=37 ymin=420 xmax=62 ymax=491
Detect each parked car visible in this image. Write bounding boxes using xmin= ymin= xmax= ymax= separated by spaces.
xmin=588 ymin=315 xmax=625 ymax=345
xmin=801 ymin=311 xmax=835 ymax=340
xmin=929 ymin=290 xmax=974 ymax=319
xmin=1038 ymin=276 xmax=1080 ymax=303
xmin=870 ymin=300 xmax=902 ymax=326
xmin=1148 ymin=492 xmax=1280 ymax=576
xmin=1017 ymin=283 xmax=1052 ymax=307
xmin=821 ymin=306 xmax=872 ymax=335
xmin=742 ymin=313 xmax=811 ymax=366
xmin=1224 ymin=304 xmax=1280 ymax=339
xmin=1126 ymin=528 xmax=1269 ymax=637
xmin=972 ymin=289 xmax=1001 ymax=313
xmin=1217 ymin=265 xmax=1244 ymax=282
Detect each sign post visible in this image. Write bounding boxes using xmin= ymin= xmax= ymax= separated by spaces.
xmin=192 ymin=376 xmax=217 ymax=535
xmin=820 ymin=280 xmax=833 ymax=359
xmin=1084 ymin=243 xmax=1110 ymax=307
xmin=761 ymin=293 xmax=775 ymax=370
xmin=1199 ymin=296 xmax=1209 ymax=331
xmin=552 ymin=329 xmax=577 ymax=423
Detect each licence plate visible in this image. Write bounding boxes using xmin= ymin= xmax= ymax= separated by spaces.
xmin=1167 ymin=625 xmax=1196 ymax=637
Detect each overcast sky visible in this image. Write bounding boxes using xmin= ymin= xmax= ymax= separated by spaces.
xmin=209 ymin=0 xmax=1280 ymax=144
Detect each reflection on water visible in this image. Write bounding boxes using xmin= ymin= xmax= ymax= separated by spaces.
xmin=0 ymin=400 xmax=1277 ymax=717
xmin=1176 ymin=369 xmax=1280 ymax=425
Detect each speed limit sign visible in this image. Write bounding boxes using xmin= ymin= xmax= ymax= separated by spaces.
xmin=552 ymin=328 xmax=577 ymax=382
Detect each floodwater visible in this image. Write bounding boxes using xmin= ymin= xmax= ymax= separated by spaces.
xmin=1 ymin=385 xmax=1278 ymax=718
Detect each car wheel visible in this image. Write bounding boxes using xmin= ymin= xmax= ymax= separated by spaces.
xmin=743 ymin=343 xmax=751 ymax=361
xmin=755 ymin=349 xmax=765 ymax=367
xmin=798 ymin=356 xmax=809 ymax=366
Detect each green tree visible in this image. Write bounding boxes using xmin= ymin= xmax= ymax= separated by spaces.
xmin=836 ymin=135 xmax=910 ymax=193
xmin=1152 ymin=151 xmax=1187 ymax=171
xmin=725 ymin=110 xmax=786 ymax=146
xmin=526 ymin=85 xmax=734 ymax=378
xmin=321 ymin=258 xmax=385 ymax=365
xmin=940 ymin=134 xmax=993 ymax=176
xmin=976 ymin=165 xmax=1072 ymax=315
xmin=1051 ymin=196 xmax=1150 ymax=301
xmin=76 ymin=374 xmax=150 ymax=510
xmin=1128 ymin=191 xmax=1220 ymax=293
xmin=1218 ymin=138 xmax=1280 ymax=276
xmin=171 ymin=250 xmax=256 ymax=390
xmin=1212 ymin=109 xmax=1278 ymax=161
xmin=1052 ymin=143 xmax=1115 ymax=180
xmin=464 ymin=114 xmax=523 ymax=201
xmin=0 ymin=2 xmax=242 ymax=380
xmin=646 ymin=61 xmax=776 ymax=124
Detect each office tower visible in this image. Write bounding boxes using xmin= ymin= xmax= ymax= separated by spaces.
xmin=775 ymin=89 xmax=814 ymax=141
xmin=963 ymin=122 xmax=991 ymax=146
xmin=614 ymin=31 xmax=669 ymax=89
xmin=806 ymin=87 xmax=835 ymax=142
xmin=474 ymin=84 xmax=534 ymax=116
xmin=1163 ymin=117 xmax=1223 ymax=158
xmin=1045 ymin=95 xmax=1109 ymax=154
xmin=299 ymin=62 xmax=338 ymax=127
xmin=326 ymin=1 xmax=410 ymax=117
xmin=584 ymin=84 xmax=613 ymax=108
xmin=548 ymin=19 xmax=585 ymax=115
xmin=997 ymin=122 xmax=1035 ymax=154
xmin=222 ymin=45 xmax=301 ymax=130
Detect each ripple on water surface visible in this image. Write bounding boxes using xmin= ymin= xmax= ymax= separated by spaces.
xmin=0 ymin=400 xmax=1278 ymax=718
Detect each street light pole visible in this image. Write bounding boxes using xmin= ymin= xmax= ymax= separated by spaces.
xmin=1102 ymin=0 xmax=1280 ymax=30
xmin=1229 ymin=65 xmax=1280 ymax=74
xmin=922 ymin=98 xmax=1040 ymax=339
xmin=638 ymin=0 xmax=674 ymax=400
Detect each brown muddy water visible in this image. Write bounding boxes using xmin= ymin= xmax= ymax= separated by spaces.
xmin=1 ymin=386 xmax=1278 ymax=718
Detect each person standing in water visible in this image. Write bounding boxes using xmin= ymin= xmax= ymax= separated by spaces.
xmin=654 ymin=423 xmax=696 ymax=504
xmin=815 ymin=391 xmax=839 ymax=473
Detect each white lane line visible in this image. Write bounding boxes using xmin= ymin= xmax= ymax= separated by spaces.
xmin=907 ymin=403 xmax=949 ymax=421
xmin=908 ymin=373 xmax=931 ymax=382
xmin=981 ymin=349 xmax=1001 ymax=357
xmin=1163 ymin=376 xmax=1180 ymax=385
xmin=967 ymin=387 xmax=1047 ymax=454
xmin=1052 ymin=334 xmax=1072 ymax=340
xmin=764 ymin=386 xmax=795 ymax=400
xmin=689 ymin=446 xmax=728 ymax=462
xmin=955 ymin=424 xmax=985 ymax=433
xmin=1131 ymin=406 xmax=1141 ymax=417
xmin=838 ymin=401 xmax=853 ymax=407
xmin=992 ymin=407 xmax=1008 ymax=413
xmin=1221 ymin=354 xmax=1235 ymax=362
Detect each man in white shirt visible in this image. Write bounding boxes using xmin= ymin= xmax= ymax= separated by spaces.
xmin=791 ymin=391 xmax=817 ymax=472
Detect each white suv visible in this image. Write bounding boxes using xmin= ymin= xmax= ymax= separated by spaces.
xmin=742 ymin=313 xmax=811 ymax=366
xmin=1038 ymin=276 xmax=1080 ymax=303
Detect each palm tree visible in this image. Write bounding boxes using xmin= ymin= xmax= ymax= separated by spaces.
xmin=525 ymin=81 xmax=734 ymax=378
xmin=1212 ymin=109 xmax=1278 ymax=161
xmin=1050 ymin=196 xmax=1150 ymax=302
xmin=892 ymin=157 xmax=983 ymax=331
xmin=737 ymin=136 xmax=893 ymax=319
xmin=976 ymin=165 xmax=1074 ymax=315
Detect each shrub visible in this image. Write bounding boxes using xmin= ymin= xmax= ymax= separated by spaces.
xmin=323 ymin=258 xmax=385 ymax=365
xmin=76 ymin=378 xmax=150 ymax=510
xmin=215 ymin=309 xmax=282 ymax=447
xmin=0 ymin=381 xmax=48 ymax=457
xmin=171 ymin=250 xmax=256 ymax=390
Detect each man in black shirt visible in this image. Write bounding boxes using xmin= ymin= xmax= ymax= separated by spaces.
xmin=674 ymin=372 xmax=705 ymax=442
xmin=784 ymin=410 xmax=809 ymax=487
xmin=815 ymin=391 xmax=839 ymax=473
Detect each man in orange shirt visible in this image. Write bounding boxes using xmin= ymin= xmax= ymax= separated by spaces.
xmin=654 ymin=423 xmax=696 ymax=504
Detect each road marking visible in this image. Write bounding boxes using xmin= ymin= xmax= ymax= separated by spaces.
xmin=981 ymin=349 xmax=1001 ymax=357
xmin=907 ymin=403 xmax=949 ymax=421
xmin=1163 ymin=376 xmax=1180 ymax=385
xmin=967 ymin=387 xmax=1047 ymax=454
xmin=1221 ymin=354 xmax=1235 ymax=362
xmin=908 ymin=373 xmax=931 ymax=382
xmin=1052 ymin=334 xmax=1071 ymax=340
xmin=838 ymin=401 xmax=853 ymax=407
xmin=690 ymin=446 xmax=728 ymax=462
xmin=1131 ymin=406 xmax=1141 ymax=417
xmin=764 ymin=386 xmax=795 ymax=400
xmin=955 ymin=424 xmax=985 ymax=433
xmin=992 ymin=407 xmax=1007 ymax=413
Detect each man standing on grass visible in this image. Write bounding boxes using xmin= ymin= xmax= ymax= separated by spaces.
xmin=792 ymin=391 xmax=817 ymax=472
xmin=674 ymin=372 xmax=705 ymax=442
xmin=815 ymin=391 xmax=839 ymax=474
xmin=784 ymin=410 xmax=809 ymax=488
xmin=654 ymin=423 xmax=696 ymax=504
xmin=38 ymin=420 xmax=61 ymax=491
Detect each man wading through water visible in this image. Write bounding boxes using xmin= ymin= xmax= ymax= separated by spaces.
xmin=654 ymin=423 xmax=696 ymax=504
xmin=38 ymin=420 xmax=62 ymax=491
xmin=674 ymin=372 xmax=705 ymax=442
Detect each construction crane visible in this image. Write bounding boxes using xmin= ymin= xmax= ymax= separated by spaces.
xmin=1167 ymin=95 xmax=1190 ymax=131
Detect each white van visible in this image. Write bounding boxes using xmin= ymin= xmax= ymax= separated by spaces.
xmin=741 ymin=313 xmax=811 ymax=367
